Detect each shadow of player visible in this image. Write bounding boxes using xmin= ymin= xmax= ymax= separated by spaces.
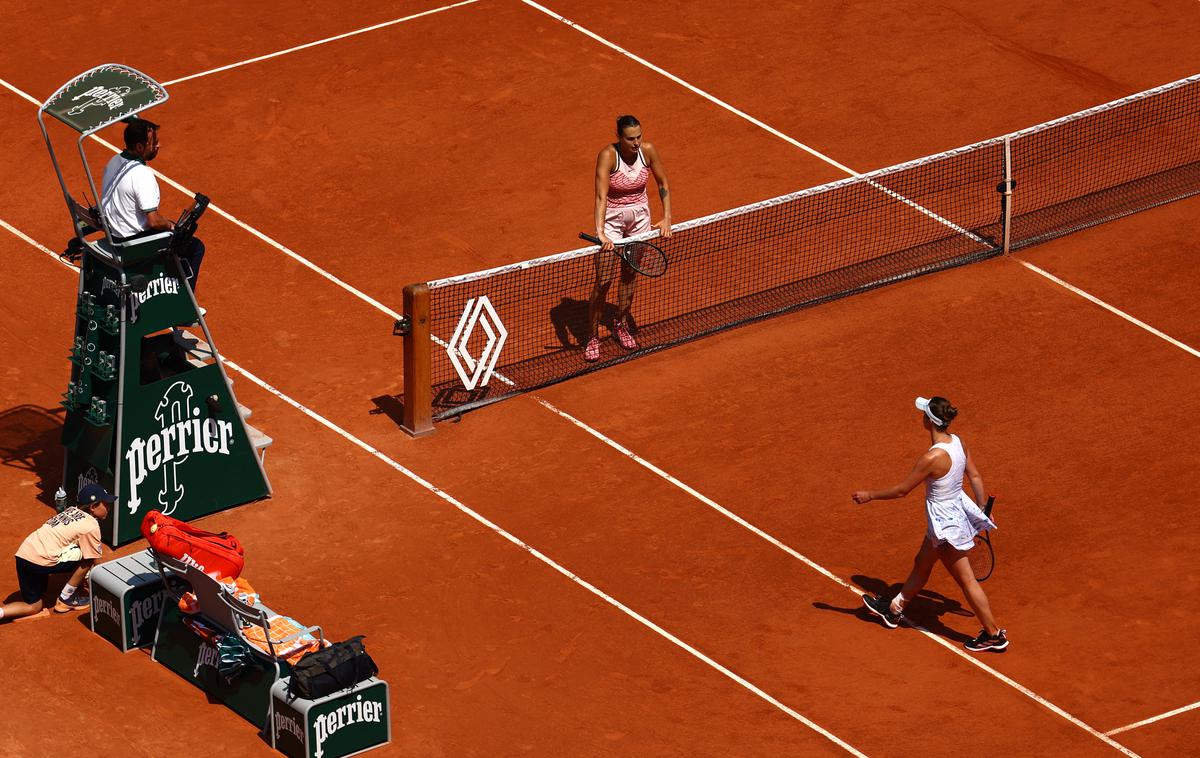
xmin=547 ymin=297 xmax=639 ymax=350
xmin=811 ymin=574 xmax=975 ymax=644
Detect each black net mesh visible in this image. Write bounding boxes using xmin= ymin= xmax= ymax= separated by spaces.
xmin=1009 ymin=76 xmax=1200 ymax=249
xmin=426 ymin=143 xmax=1004 ymax=417
xmin=420 ymin=74 xmax=1200 ymax=418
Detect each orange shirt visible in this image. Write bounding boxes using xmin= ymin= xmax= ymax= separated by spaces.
xmin=15 ymin=507 xmax=104 ymax=567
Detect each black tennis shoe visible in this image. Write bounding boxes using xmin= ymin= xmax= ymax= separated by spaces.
xmin=964 ymin=629 xmax=1009 ymax=652
xmin=862 ymin=594 xmax=902 ymax=629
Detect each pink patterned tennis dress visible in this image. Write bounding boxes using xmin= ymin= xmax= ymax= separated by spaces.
xmin=604 ymin=146 xmax=652 ymax=240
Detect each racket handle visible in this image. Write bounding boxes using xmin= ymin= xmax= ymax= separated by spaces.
xmin=984 ymin=494 xmax=996 ymax=517
xmin=580 ymin=232 xmax=601 ymax=245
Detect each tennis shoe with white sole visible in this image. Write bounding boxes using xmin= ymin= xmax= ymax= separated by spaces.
xmin=862 ymin=594 xmax=902 ymax=628
xmin=964 ymin=629 xmax=1009 ymax=652
xmin=614 ymin=320 xmax=637 ymax=350
xmin=584 ymin=337 xmax=601 ymax=362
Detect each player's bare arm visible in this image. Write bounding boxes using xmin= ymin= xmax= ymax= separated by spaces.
xmin=594 ymin=146 xmax=616 ymax=250
xmin=963 ymin=451 xmax=987 ymax=504
xmin=853 ymin=449 xmax=943 ymax=503
xmin=643 ymin=142 xmax=672 ymax=237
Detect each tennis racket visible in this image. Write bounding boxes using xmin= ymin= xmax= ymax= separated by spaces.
xmin=969 ymin=495 xmax=996 ymax=582
xmin=580 ymin=232 xmax=668 ymax=277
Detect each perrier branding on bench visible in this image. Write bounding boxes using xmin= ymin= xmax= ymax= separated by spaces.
xmin=271 ymin=679 xmax=391 ymax=758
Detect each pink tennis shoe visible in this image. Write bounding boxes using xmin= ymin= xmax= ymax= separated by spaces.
xmin=614 ymin=319 xmax=637 ymax=350
xmin=584 ymin=336 xmax=601 ymax=362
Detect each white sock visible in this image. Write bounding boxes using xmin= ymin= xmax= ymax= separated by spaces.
xmin=0 ymin=607 xmax=6 ymax=619
xmin=890 ymin=593 xmax=907 ymax=615
xmin=60 ymin=584 xmax=78 ymax=601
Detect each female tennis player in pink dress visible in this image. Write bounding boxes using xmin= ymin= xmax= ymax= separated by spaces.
xmin=851 ymin=396 xmax=1008 ymax=652
xmin=585 ymin=115 xmax=672 ymax=362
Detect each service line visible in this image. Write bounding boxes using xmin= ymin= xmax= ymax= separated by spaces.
xmin=1107 ymin=700 xmax=1200 ymax=735
xmin=518 ymin=2 xmax=1197 ymax=754
xmin=2 ymin=7 xmax=1183 ymax=750
xmin=163 ymin=0 xmax=481 ymax=86
xmin=518 ymin=0 xmax=1199 ymax=363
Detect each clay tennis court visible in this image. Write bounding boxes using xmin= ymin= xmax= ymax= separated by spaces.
xmin=2 ymin=1 xmax=1199 ymax=755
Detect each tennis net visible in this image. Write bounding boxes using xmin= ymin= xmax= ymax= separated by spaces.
xmin=404 ymin=73 xmax=1200 ymax=423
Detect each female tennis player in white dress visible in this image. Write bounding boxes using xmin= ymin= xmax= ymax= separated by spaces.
xmin=585 ymin=114 xmax=672 ymax=362
xmin=852 ymin=396 xmax=1008 ymax=652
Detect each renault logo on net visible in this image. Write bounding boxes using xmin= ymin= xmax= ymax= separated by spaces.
xmin=446 ymin=296 xmax=507 ymax=390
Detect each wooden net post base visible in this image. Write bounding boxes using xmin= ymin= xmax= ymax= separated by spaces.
xmin=401 ymin=283 xmax=434 ymax=437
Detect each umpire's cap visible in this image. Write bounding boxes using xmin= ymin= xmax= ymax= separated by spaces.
xmin=78 ymin=483 xmax=117 ymax=505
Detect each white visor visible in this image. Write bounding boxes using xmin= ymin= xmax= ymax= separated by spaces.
xmin=915 ymin=396 xmax=944 ymax=426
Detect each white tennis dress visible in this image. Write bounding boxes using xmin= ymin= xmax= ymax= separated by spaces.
xmin=924 ymin=434 xmax=996 ymax=550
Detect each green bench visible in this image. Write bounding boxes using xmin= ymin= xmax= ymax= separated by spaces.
xmin=148 ymin=553 xmax=391 ymax=758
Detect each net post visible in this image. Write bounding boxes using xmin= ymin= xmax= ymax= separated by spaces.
xmin=401 ymin=282 xmax=434 ymax=437
xmin=999 ymin=135 xmax=1014 ymax=255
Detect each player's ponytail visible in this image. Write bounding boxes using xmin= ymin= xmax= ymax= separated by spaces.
xmin=929 ymin=397 xmax=958 ymax=429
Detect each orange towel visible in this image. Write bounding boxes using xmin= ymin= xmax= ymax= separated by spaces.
xmin=241 ymin=615 xmax=322 ymax=662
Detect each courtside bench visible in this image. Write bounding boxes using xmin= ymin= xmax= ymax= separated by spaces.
xmin=148 ymin=554 xmax=390 ymax=758
xmin=89 ymin=549 xmax=173 ymax=652
xmin=270 ymin=677 xmax=391 ymax=758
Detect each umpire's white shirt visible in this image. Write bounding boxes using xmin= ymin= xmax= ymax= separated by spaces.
xmin=101 ymin=153 xmax=159 ymax=238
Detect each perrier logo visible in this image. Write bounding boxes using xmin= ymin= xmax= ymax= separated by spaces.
xmin=67 ymin=85 xmax=133 ymax=115
xmin=125 ymin=381 xmax=237 ymax=515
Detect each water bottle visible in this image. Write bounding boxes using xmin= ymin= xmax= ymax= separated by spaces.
xmin=54 ymin=486 xmax=68 ymax=513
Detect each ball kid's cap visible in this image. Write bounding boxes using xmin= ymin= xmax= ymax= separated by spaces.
xmin=77 ymin=483 xmax=117 ymax=505
xmin=914 ymin=396 xmax=944 ymax=425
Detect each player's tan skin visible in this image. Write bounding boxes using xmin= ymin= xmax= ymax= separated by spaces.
xmin=589 ymin=124 xmax=672 ymax=340
xmin=852 ymin=412 xmax=1001 ymax=635
xmin=0 ymin=501 xmax=108 ymax=619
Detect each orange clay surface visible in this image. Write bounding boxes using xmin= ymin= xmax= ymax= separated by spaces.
xmin=2 ymin=1 xmax=1199 ymax=756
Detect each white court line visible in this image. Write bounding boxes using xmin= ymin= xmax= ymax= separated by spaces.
xmin=519 ymin=0 xmax=1198 ymax=361
xmin=0 ymin=19 xmax=1172 ymax=750
xmin=519 ymin=0 xmax=857 ymax=175
xmin=540 ymin=404 xmax=1141 ymax=756
xmin=0 ymin=218 xmax=866 ymax=758
xmin=0 ymin=76 xmax=404 ymax=323
xmin=0 ymin=219 xmax=77 ymax=270
xmin=1107 ymin=700 xmax=1200 ymax=735
xmin=517 ymin=2 xmax=1197 ymax=754
xmin=162 ymin=0 xmax=480 ymax=86
xmin=1017 ymin=259 xmax=1200 ymax=358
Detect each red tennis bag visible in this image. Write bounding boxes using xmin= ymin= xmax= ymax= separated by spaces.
xmin=140 ymin=510 xmax=245 ymax=580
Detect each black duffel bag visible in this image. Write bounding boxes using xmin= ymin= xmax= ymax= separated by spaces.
xmin=287 ymin=635 xmax=379 ymax=700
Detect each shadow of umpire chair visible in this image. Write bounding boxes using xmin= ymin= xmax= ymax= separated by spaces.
xmin=38 ymin=64 xmax=271 ymax=546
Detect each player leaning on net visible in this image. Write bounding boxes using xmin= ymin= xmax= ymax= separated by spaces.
xmin=102 ymin=118 xmax=206 ymax=294
xmin=0 ymin=484 xmax=113 ymax=624
xmin=585 ymin=115 xmax=672 ymax=362
xmin=852 ymin=397 xmax=1007 ymax=652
